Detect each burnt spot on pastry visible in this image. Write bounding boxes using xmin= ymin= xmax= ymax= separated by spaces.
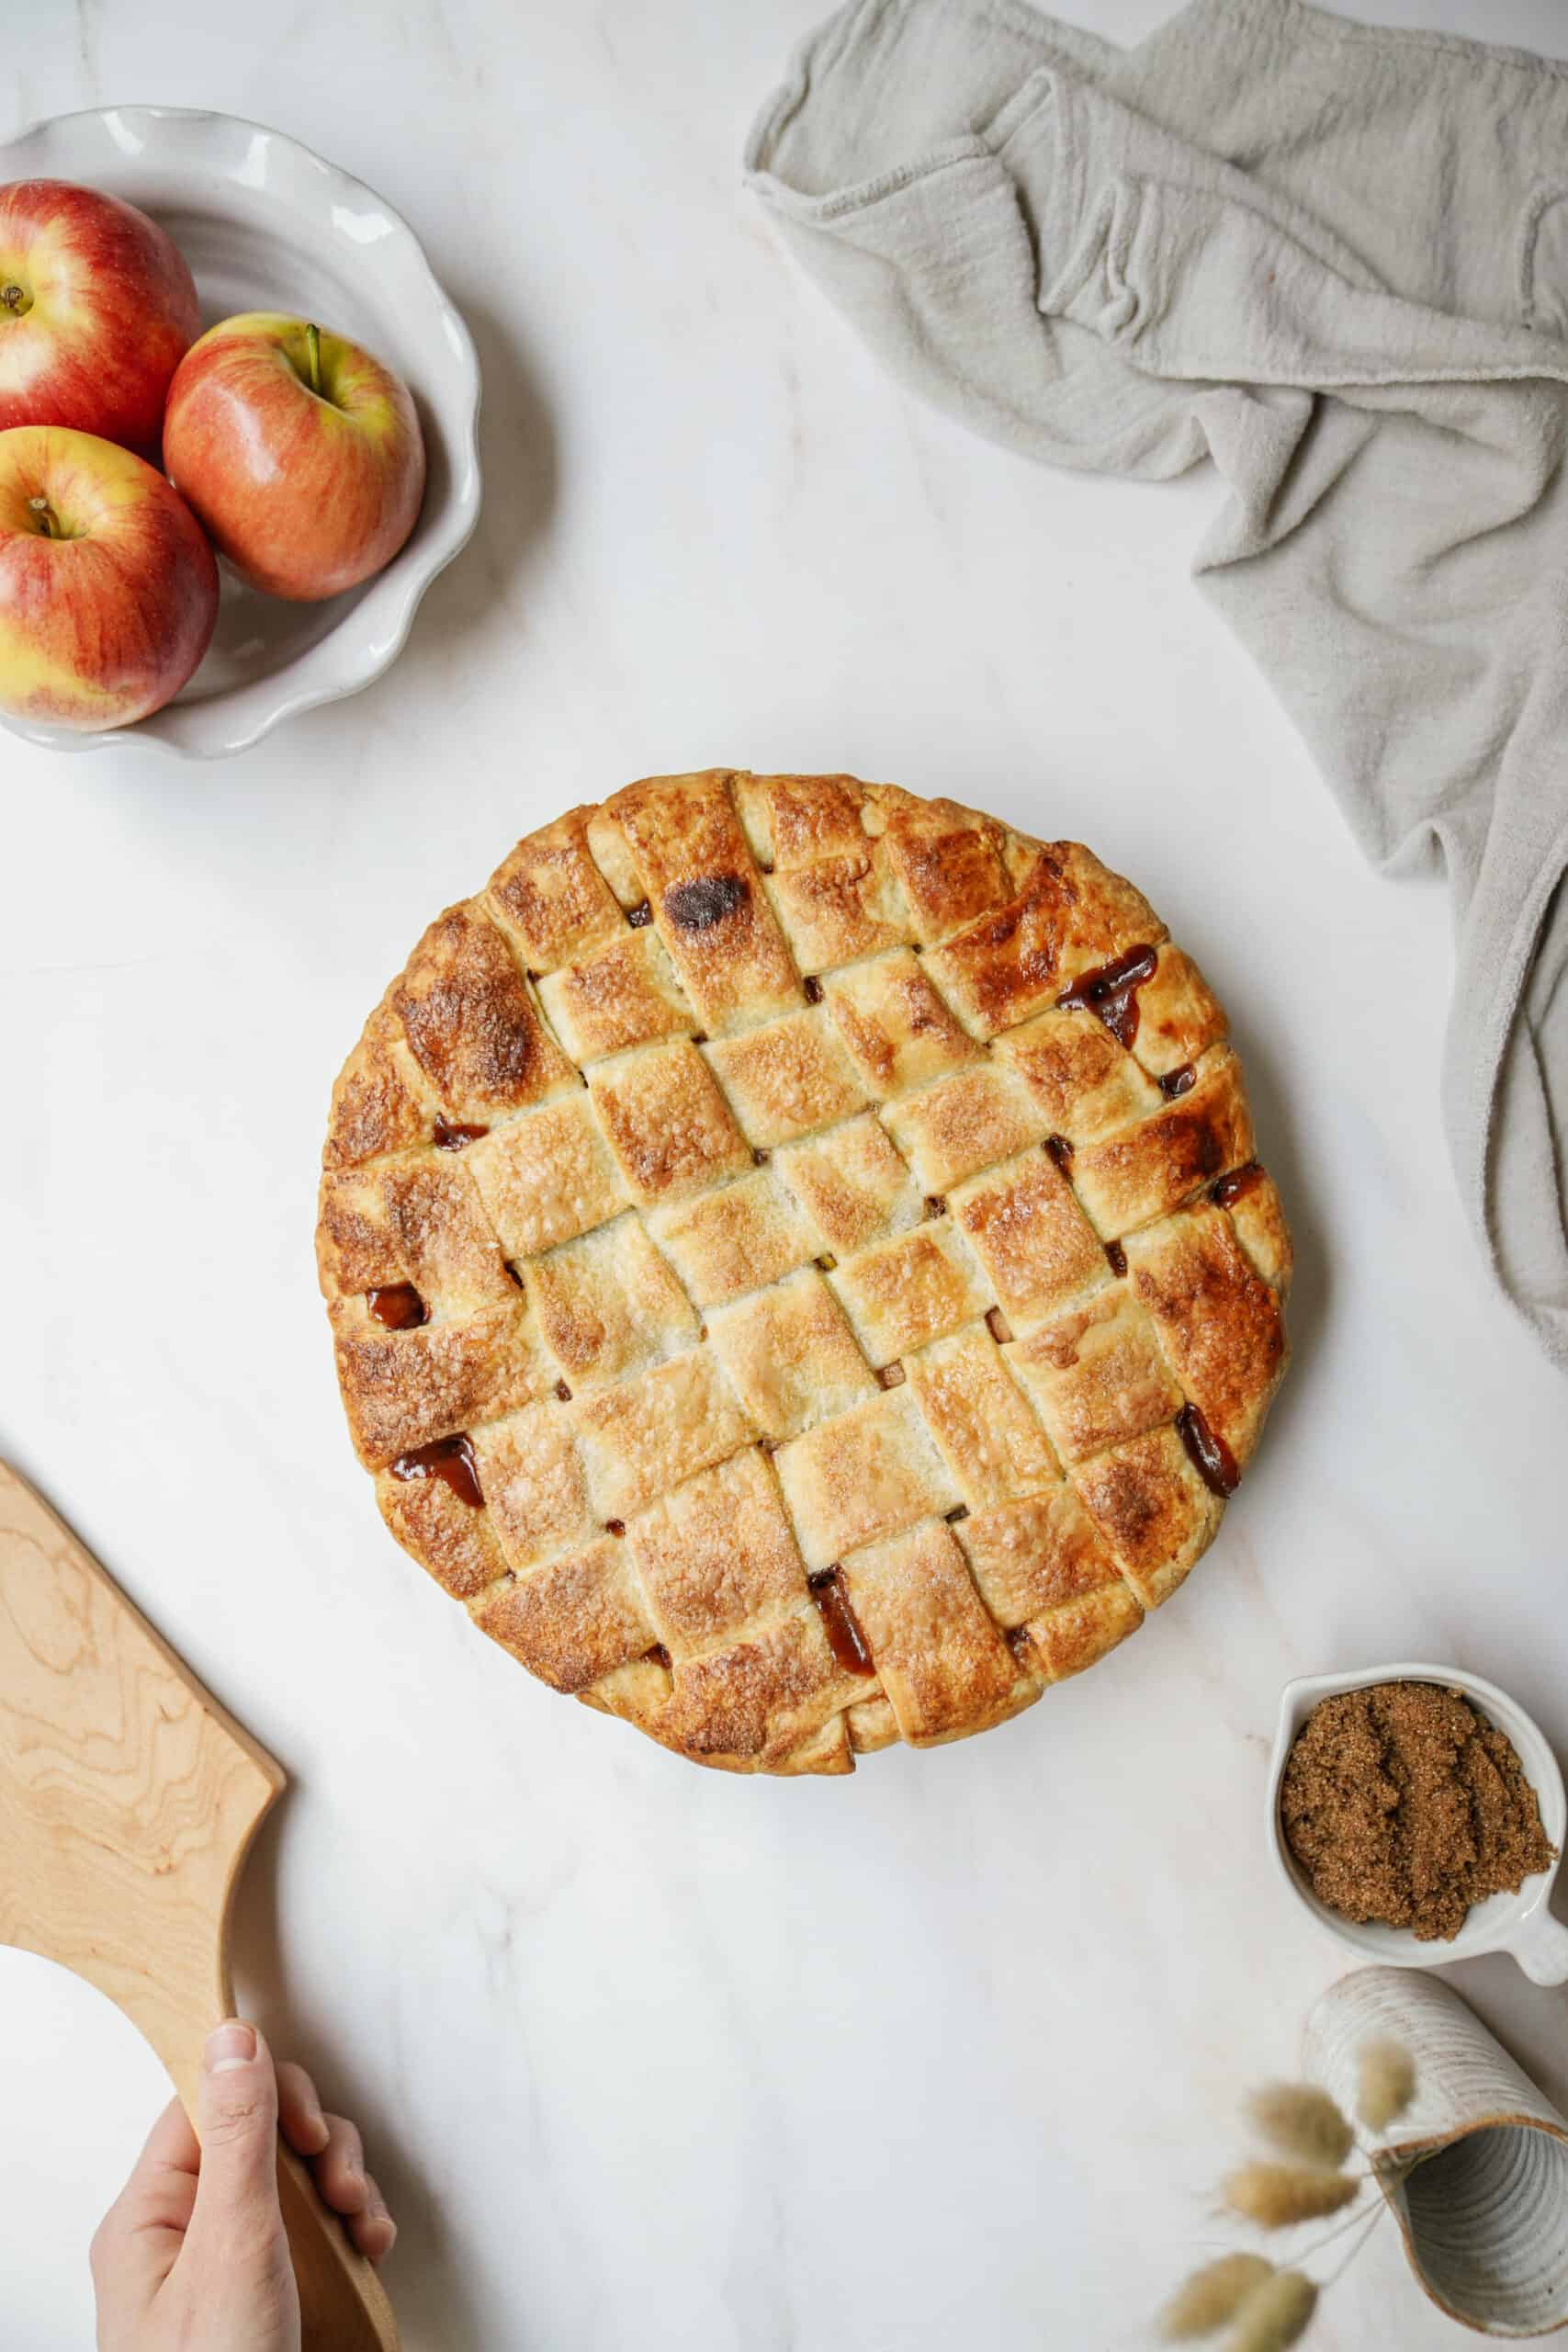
xmin=645 ymin=1643 xmax=673 ymax=1670
xmin=1212 ymin=1159 xmax=1265 ymax=1209
xmin=986 ymin=1306 xmax=1014 ymax=1345
xmin=1104 ymin=1241 xmax=1128 ymax=1277
xmin=390 ymin=1433 xmax=483 ymax=1510
xmin=605 ymin=1518 xmax=626 ymax=1537
xmin=804 ymin=975 xmax=824 ymax=1004
xmin=626 ymin=899 xmax=653 ymax=928
xmin=1159 ymin=1062 xmax=1196 ymax=1101
xmin=502 ymin=1262 xmax=526 ymax=1290
xmin=1044 ymin=1134 xmax=1074 ymax=1175
xmin=367 ymin=1283 xmax=428 ymax=1330
xmin=809 ymin=1567 xmax=876 ymax=1677
xmin=1176 ymin=1401 xmax=1240 ymax=1498
xmin=434 ymin=1115 xmax=490 ymax=1150
xmin=664 ymin=873 xmax=748 ymax=933
xmin=554 ymin=1379 xmax=573 ymax=1402
xmin=1056 ymin=944 xmax=1158 ymax=1049
xmin=924 ymin=1194 xmax=947 ymax=1220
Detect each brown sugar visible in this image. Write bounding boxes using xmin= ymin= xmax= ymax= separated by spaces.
xmin=1280 ymin=1680 xmax=1556 ymax=1942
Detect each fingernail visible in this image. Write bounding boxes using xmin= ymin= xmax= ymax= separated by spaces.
xmin=204 ymin=2020 xmax=258 ymax=2075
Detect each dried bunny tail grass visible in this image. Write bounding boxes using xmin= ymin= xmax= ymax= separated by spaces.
xmin=1246 ymin=2085 xmax=1354 ymax=2171
xmin=1225 ymin=2162 xmax=1359 ymax=2227
xmin=1229 ymin=2269 xmax=1319 ymax=2352
xmin=1357 ymin=2039 xmax=1416 ymax=2132
xmin=1157 ymin=2254 xmax=1274 ymax=2339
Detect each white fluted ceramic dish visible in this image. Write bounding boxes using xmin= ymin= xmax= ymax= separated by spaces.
xmin=1305 ymin=1967 xmax=1568 ymax=2337
xmin=1268 ymin=1662 xmax=1568 ymax=1984
xmin=0 ymin=107 xmax=480 ymax=758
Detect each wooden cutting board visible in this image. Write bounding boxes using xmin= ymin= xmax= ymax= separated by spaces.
xmin=0 ymin=1461 xmax=399 ymax=2352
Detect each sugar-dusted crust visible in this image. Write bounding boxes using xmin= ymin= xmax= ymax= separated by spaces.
xmin=319 ymin=772 xmax=1291 ymax=1775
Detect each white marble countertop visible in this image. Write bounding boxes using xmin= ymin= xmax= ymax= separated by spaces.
xmin=6 ymin=4 xmax=1568 ymax=2346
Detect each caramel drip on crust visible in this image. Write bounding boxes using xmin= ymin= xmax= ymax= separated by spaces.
xmin=434 ymin=1115 xmax=490 ymax=1150
xmin=809 ymin=1570 xmax=875 ymax=1676
xmin=1055 ymin=944 xmax=1158 ymax=1047
xmin=390 ymin=1433 xmax=484 ymax=1508
xmin=1176 ymin=1402 xmax=1239 ymax=1498
xmin=367 ymin=1283 xmax=427 ymax=1329
xmin=1211 ymin=1159 xmax=1264 ymax=1209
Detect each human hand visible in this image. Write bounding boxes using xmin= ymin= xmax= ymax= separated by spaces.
xmin=91 ymin=2019 xmax=395 ymax=2352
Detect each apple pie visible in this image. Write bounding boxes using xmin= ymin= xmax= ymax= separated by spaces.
xmin=318 ymin=771 xmax=1290 ymax=1774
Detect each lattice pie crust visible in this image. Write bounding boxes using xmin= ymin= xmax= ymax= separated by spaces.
xmin=318 ymin=772 xmax=1290 ymax=1775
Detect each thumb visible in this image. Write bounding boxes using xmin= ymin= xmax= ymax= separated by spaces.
xmin=188 ymin=2019 xmax=284 ymax=2248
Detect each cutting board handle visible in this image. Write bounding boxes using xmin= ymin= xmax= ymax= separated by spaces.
xmin=0 ymin=1461 xmax=399 ymax=2351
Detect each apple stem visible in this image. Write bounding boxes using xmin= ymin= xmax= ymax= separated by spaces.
xmin=1 ymin=280 xmax=30 ymax=318
xmin=304 ymin=321 xmax=322 ymax=397
xmin=27 ymin=494 xmax=57 ymax=539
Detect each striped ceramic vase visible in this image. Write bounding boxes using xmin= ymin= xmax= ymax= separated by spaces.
xmin=1303 ymin=1967 xmax=1568 ymax=2337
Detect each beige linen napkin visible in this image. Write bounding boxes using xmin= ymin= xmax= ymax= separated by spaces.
xmin=746 ymin=0 xmax=1568 ymax=1371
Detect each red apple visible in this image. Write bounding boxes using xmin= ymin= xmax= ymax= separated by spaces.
xmin=0 ymin=180 xmax=201 ymax=459
xmin=0 ymin=425 xmax=218 ymax=730
xmin=163 ymin=312 xmax=425 ymax=601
